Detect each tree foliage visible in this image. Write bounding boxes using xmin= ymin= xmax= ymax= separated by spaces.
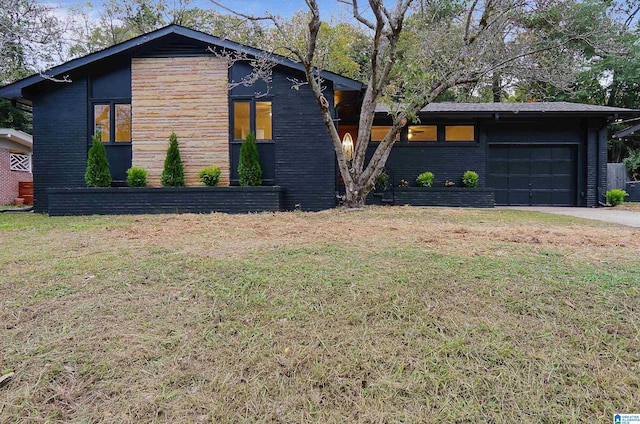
xmin=238 ymin=132 xmax=262 ymax=186
xmin=219 ymin=0 xmax=622 ymax=207
xmin=161 ymin=132 xmax=185 ymax=187
xmin=85 ymin=132 xmax=112 ymax=187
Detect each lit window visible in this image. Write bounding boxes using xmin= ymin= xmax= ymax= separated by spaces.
xmin=234 ymin=102 xmax=250 ymax=140
xmin=94 ymin=104 xmax=110 ymax=142
xmin=93 ymin=102 xmax=131 ymax=143
xmin=408 ymin=125 xmax=437 ymax=141
xmin=255 ymin=101 xmax=272 ymax=140
xmin=371 ymin=126 xmax=400 ymax=142
xmin=115 ymin=104 xmax=131 ymax=142
xmin=445 ymin=125 xmax=474 ymax=141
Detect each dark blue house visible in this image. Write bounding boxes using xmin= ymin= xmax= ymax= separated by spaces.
xmin=0 ymin=24 xmax=634 ymax=215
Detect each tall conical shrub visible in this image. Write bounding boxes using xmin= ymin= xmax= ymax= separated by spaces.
xmin=85 ymin=132 xmax=112 ymax=187
xmin=238 ymin=132 xmax=262 ymax=186
xmin=161 ymin=132 xmax=185 ymax=187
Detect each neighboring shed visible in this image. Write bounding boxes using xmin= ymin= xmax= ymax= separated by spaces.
xmin=0 ymin=128 xmax=32 ymax=205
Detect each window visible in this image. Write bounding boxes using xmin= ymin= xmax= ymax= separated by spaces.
xmin=93 ymin=102 xmax=131 ymax=143
xmin=445 ymin=125 xmax=474 ymax=142
xmin=408 ymin=125 xmax=437 ymax=141
xmin=256 ymin=101 xmax=272 ymax=140
xmin=371 ymin=126 xmax=400 ymax=142
xmin=94 ymin=104 xmax=110 ymax=142
xmin=233 ymin=100 xmax=272 ymax=140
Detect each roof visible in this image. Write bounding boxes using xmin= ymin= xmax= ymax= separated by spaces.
xmin=376 ymin=101 xmax=637 ymax=116
xmin=0 ymin=24 xmax=363 ymax=102
xmin=613 ymin=122 xmax=640 ymax=138
xmin=0 ymin=128 xmax=33 ymax=150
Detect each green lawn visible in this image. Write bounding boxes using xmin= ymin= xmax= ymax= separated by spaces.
xmin=1 ymin=207 xmax=639 ymax=423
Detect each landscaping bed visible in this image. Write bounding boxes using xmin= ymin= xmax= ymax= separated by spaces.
xmin=47 ymin=186 xmax=284 ymax=216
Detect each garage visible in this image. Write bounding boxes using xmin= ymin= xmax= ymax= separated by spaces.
xmin=488 ymin=144 xmax=576 ymax=206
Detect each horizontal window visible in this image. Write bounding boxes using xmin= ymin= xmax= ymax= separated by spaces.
xmin=445 ymin=125 xmax=474 ymax=142
xmin=371 ymin=126 xmax=400 ymax=142
xmin=408 ymin=125 xmax=437 ymax=141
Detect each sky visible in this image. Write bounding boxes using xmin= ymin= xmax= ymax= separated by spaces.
xmin=47 ymin=0 xmax=352 ymax=19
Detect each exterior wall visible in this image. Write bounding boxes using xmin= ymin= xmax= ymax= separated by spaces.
xmin=0 ymin=148 xmax=32 ymax=205
xmin=368 ymin=123 xmax=487 ymax=188
xmin=484 ymin=118 xmax=590 ymax=206
xmin=131 ymin=57 xmax=229 ymax=186
xmin=48 ymin=186 xmax=283 ymax=216
xmin=31 ymin=76 xmax=88 ymax=212
xmin=272 ymin=69 xmax=337 ymax=211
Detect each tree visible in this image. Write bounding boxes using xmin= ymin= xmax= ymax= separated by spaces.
xmin=215 ymin=0 xmax=618 ymax=207
xmin=85 ymin=133 xmax=112 ymax=187
xmin=161 ymin=132 xmax=185 ymax=186
xmin=0 ymin=0 xmax=66 ymax=84
xmin=238 ymin=132 xmax=262 ymax=186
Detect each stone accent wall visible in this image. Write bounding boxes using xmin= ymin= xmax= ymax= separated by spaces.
xmin=131 ymin=57 xmax=229 ymax=186
xmin=0 ymin=149 xmax=33 ymax=205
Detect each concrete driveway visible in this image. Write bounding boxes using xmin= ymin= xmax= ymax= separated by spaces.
xmin=500 ymin=207 xmax=640 ymax=228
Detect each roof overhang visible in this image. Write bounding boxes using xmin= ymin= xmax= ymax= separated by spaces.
xmin=0 ymin=128 xmax=33 ymax=149
xmin=0 ymin=24 xmax=363 ymax=103
xmin=374 ymin=102 xmax=639 ymax=120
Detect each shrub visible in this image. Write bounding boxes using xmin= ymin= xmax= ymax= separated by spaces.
xmin=462 ymin=170 xmax=479 ymax=188
xmin=416 ymin=171 xmax=434 ymax=187
xmin=375 ymin=171 xmax=390 ymax=191
xmin=606 ymin=189 xmax=628 ymax=206
xmin=127 ymin=167 xmax=148 ymax=187
xmin=161 ymin=132 xmax=185 ymax=187
xmin=623 ymin=148 xmax=640 ymax=180
xmin=238 ymin=133 xmax=262 ymax=186
xmin=199 ymin=166 xmax=222 ymax=186
xmin=85 ymin=132 xmax=112 ymax=187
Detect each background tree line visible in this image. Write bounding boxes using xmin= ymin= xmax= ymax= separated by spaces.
xmin=1 ymin=0 xmax=639 ymax=163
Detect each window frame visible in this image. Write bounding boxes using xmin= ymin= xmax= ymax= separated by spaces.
xmin=368 ymin=122 xmax=478 ymax=145
xmin=444 ymin=124 xmax=475 ymax=142
xmin=230 ymin=97 xmax=274 ymax=144
xmin=90 ymin=99 xmax=132 ymax=144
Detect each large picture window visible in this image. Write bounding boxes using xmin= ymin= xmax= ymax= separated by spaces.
xmin=93 ymin=102 xmax=131 ymax=143
xmin=232 ymin=99 xmax=272 ymax=141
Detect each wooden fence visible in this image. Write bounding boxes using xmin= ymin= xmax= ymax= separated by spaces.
xmin=607 ymin=163 xmax=627 ymax=191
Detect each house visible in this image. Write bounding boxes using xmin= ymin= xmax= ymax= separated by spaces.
xmin=0 ymin=24 xmax=635 ymax=215
xmin=0 ymin=128 xmax=32 ymax=206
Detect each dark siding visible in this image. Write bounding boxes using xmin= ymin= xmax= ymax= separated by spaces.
xmin=393 ymin=187 xmax=495 ymax=208
xmin=48 ymin=186 xmax=283 ymax=216
xmin=272 ymin=68 xmax=336 ymax=211
xmin=485 ymin=118 xmax=588 ymax=206
xmin=31 ymin=76 xmax=88 ymax=212
xmin=368 ymin=124 xmax=487 ymax=188
xmin=597 ymin=124 xmax=608 ymax=206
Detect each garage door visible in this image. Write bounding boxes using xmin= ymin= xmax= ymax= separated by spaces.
xmin=488 ymin=145 xmax=576 ymax=206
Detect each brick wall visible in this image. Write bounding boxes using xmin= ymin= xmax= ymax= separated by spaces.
xmin=131 ymin=57 xmax=229 ymax=186
xmin=0 ymin=148 xmax=33 ymax=205
xmin=31 ymin=75 xmax=88 ymax=213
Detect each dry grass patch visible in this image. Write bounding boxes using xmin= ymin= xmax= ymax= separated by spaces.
xmin=0 ymin=207 xmax=639 ymax=423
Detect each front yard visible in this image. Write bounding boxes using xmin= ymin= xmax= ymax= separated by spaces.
xmin=0 ymin=207 xmax=639 ymax=423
